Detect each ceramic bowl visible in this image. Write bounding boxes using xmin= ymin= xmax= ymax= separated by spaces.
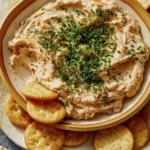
xmin=0 ymin=0 xmax=150 ymax=131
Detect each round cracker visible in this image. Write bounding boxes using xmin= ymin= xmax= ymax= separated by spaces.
xmin=64 ymin=130 xmax=89 ymax=147
xmin=24 ymin=121 xmax=65 ymax=150
xmin=94 ymin=124 xmax=134 ymax=150
xmin=21 ymin=82 xmax=58 ymax=100
xmin=125 ymin=115 xmax=150 ymax=150
xmin=27 ymin=99 xmax=66 ymax=124
xmin=5 ymin=96 xmax=33 ymax=128
xmin=0 ymin=145 xmax=8 ymax=150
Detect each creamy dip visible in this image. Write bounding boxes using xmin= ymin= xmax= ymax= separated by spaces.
xmin=8 ymin=0 xmax=150 ymax=120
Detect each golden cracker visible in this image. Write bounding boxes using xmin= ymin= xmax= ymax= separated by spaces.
xmin=21 ymin=82 xmax=58 ymax=100
xmin=24 ymin=121 xmax=65 ymax=150
xmin=125 ymin=115 xmax=150 ymax=150
xmin=4 ymin=96 xmax=33 ymax=128
xmin=138 ymin=105 xmax=149 ymax=122
xmin=64 ymin=131 xmax=89 ymax=147
xmin=27 ymin=99 xmax=66 ymax=124
xmin=94 ymin=124 xmax=134 ymax=150
xmin=0 ymin=146 xmax=8 ymax=150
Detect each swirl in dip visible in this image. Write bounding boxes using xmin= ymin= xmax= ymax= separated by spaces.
xmin=8 ymin=0 xmax=150 ymax=120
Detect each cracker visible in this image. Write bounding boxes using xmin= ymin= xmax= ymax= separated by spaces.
xmin=125 ymin=115 xmax=149 ymax=150
xmin=4 ymin=96 xmax=33 ymax=128
xmin=27 ymin=99 xmax=66 ymax=124
xmin=24 ymin=121 xmax=65 ymax=150
xmin=137 ymin=0 xmax=150 ymax=9
xmin=64 ymin=130 xmax=89 ymax=147
xmin=94 ymin=124 xmax=134 ymax=150
xmin=0 ymin=146 xmax=8 ymax=150
xmin=138 ymin=105 xmax=149 ymax=122
xmin=21 ymin=82 xmax=58 ymax=100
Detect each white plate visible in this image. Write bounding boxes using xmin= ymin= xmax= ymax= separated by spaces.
xmin=1 ymin=0 xmax=150 ymax=131
xmin=1 ymin=105 xmax=150 ymax=150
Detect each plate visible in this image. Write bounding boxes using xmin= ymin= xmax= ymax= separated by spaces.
xmin=0 ymin=0 xmax=150 ymax=131
xmin=1 ymin=105 xmax=150 ymax=150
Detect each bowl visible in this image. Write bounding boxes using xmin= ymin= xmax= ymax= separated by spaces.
xmin=0 ymin=0 xmax=150 ymax=131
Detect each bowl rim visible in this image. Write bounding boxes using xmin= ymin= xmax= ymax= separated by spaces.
xmin=0 ymin=0 xmax=150 ymax=131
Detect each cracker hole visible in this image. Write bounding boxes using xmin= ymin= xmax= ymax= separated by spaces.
xmin=50 ymin=111 xmax=54 ymax=114
xmin=23 ymin=115 xmax=27 ymax=118
xmin=13 ymin=101 xmax=17 ymax=104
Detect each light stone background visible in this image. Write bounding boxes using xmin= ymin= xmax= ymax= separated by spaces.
xmin=0 ymin=0 xmax=19 ymax=129
xmin=0 ymin=0 xmax=21 ymax=143
xmin=0 ymin=1 xmax=27 ymax=149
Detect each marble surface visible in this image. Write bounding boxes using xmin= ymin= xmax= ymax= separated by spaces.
xmin=0 ymin=1 xmax=22 ymax=150
xmin=0 ymin=130 xmax=21 ymax=150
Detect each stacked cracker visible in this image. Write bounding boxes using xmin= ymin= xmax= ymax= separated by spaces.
xmin=94 ymin=106 xmax=150 ymax=150
xmin=5 ymin=83 xmax=90 ymax=150
xmin=4 ymin=82 xmax=150 ymax=150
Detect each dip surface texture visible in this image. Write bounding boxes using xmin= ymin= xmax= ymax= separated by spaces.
xmin=8 ymin=0 xmax=150 ymax=120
